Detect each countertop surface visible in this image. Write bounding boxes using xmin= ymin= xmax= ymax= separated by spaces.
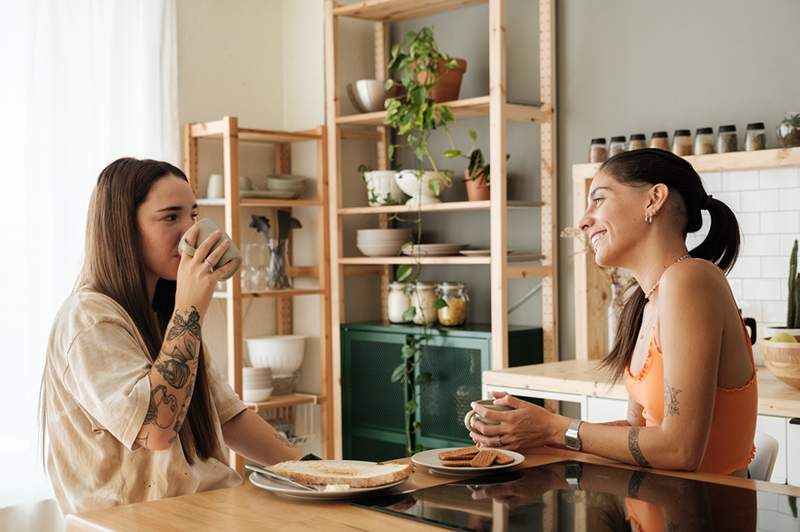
xmin=484 ymin=360 xmax=800 ymax=418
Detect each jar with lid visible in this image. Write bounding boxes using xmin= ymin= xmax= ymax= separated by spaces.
xmin=717 ymin=125 xmax=738 ymax=153
xmin=745 ymin=122 xmax=766 ymax=151
xmin=649 ymin=131 xmax=669 ymax=150
xmin=387 ymin=282 xmax=412 ymax=323
xmin=671 ymin=129 xmax=693 ymax=156
xmin=628 ymin=134 xmax=646 ymax=150
xmin=608 ymin=136 xmax=626 ymax=157
xmin=410 ymin=281 xmax=437 ymax=325
xmin=435 ymin=282 xmax=469 ymax=326
xmin=694 ymin=127 xmax=715 ymax=155
xmin=588 ymin=138 xmax=607 ymax=163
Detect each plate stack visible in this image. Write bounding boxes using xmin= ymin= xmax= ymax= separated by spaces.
xmin=356 ymin=228 xmax=411 ymax=257
xmin=242 ymin=175 xmax=307 ymax=199
xmin=401 ymin=243 xmax=465 ymax=257
xmin=243 ymin=367 xmax=273 ymax=402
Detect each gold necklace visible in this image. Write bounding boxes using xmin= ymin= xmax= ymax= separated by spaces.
xmin=643 ymin=253 xmax=691 ymax=300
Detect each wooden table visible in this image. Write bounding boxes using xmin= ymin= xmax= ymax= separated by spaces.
xmin=66 ymin=447 xmax=800 ymax=531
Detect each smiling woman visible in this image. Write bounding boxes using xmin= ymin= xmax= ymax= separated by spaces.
xmin=468 ymin=149 xmax=757 ymax=478
xmin=40 ymin=158 xmax=302 ymax=515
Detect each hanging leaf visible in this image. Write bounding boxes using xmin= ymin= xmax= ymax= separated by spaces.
xmin=390 ymin=362 xmax=406 ymax=383
xmin=401 ymin=306 xmax=417 ymax=322
xmin=469 ymin=129 xmax=478 ymax=142
xmin=415 ymin=372 xmax=432 ymax=385
xmin=442 ymin=149 xmax=461 ymax=158
xmin=401 ymin=344 xmax=416 ymax=359
xmin=432 ymin=297 xmax=448 ymax=310
xmin=404 ymin=399 xmax=417 ymax=415
xmin=396 ymin=264 xmax=414 ymax=282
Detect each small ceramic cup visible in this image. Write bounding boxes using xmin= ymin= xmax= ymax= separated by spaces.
xmin=178 ymin=218 xmax=242 ymax=280
xmin=464 ymin=399 xmax=513 ymax=433
xmin=207 ymin=174 xmax=224 ymax=199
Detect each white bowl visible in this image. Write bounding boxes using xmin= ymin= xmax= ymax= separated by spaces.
xmin=246 ymin=335 xmax=306 ymax=376
xmin=357 ymin=228 xmax=411 ymax=240
xmin=242 ymin=387 xmax=274 ymax=402
xmin=357 ymin=242 xmax=404 ymax=257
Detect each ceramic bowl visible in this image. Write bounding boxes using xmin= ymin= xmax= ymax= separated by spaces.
xmin=246 ymin=335 xmax=306 ymax=376
xmin=266 ymin=175 xmax=306 ymax=192
xmin=243 ymin=367 xmax=273 ymax=388
xmin=357 ymin=241 xmax=404 ymax=257
xmin=760 ymin=337 xmax=800 ymax=390
xmin=346 ymin=79 xmax=393 ymax=113
xmin=356 ymin=228 xmax=411 ymax=242
xmin=242 ymin=387 xmax=274 ymax=402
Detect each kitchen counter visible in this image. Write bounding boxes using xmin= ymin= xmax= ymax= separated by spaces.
xmin=65 ymin=447 xmax=800 ymax=531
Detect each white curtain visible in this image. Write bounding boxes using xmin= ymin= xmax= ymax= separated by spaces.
xmin=0 ymin=0 xmax=179 ymax=508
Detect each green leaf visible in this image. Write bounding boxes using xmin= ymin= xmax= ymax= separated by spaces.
xmin=401 ymin=344 xmax=416 ymax=359
xmin=401 ymin=306 xmax=417 ymax=322
xmin=390 ymin=363 xmax=406 ymax=383
xmin=404 ymin=399 xmax=417 ymax=415
xmin=439 ymin=105 xmax=454 ymax=123
xmin=432 ymin=297 xmax=447 ymax=310
xmin=429 ymin=176 xmax=441 ymax=196
xmin=415 ymin=372 xmax=432 ymax=385
xmin=396 ymin=264 xmax=413 ymax=282
xmin=469 ymin=129 xmax=478 ymax=142
xmin=442 ymin=148 xmax=461 ymax=158
xmin=412 ymin=420 xmax=422 ymax=430
xmin=383 ymin=79 xmax=394 ymax=91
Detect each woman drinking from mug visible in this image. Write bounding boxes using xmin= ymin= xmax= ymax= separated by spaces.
xmin=41 ymin=158 xmax=303 ymax=514
xmin=468 ymin=149 xmax=757 ymax=477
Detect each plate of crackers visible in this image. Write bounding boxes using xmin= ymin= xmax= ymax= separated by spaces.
xmin=411 ymin=446 xmax=524 ymax=475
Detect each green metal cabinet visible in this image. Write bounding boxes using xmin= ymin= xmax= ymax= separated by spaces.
xmin=340 ymin=322 xmax=542 ymax=461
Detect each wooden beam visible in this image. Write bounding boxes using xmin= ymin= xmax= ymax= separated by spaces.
xmin=184 ymin=123 xmax=198 ymax=197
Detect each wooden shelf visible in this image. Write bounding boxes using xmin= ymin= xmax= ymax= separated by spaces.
xmin=190 ymin=120 xmax=322 ymax=144
xmin=336 ymin=96 xmax=549 ymax=126
xmin=333 ymin=0 xmax=486 ymax=21
xmin=338 ymin=200 xmax=542 ymax=215
xmin=338 ymin=253 xmax=543 ymax=266
xmin=213 ymin=288 xmax=325 ymax=299
xmin=573 ymin=146 xmax=800 ymax=182
xmin=245 ymin=392 xmax=319 ymax=412
xmin=197 ymin=198 xmax=322 ymax=208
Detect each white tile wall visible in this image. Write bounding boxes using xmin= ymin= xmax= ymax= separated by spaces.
xmin=696 ymin=168 xmax=800 ymax=328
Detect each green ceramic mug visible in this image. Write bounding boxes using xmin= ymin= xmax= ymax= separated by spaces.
xmin=463 ymin=399 xmax=513 ymax=433
xmin=178 ymin=218 xmax=242 ymax=280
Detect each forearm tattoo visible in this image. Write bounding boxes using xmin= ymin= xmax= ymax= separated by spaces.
xmin=628 ymin=427 xmax=651 ymax=467
xmin=663 ymin=381 xmax=682 ymax=417
xmin=154 ymin=336 xmax=196 ymax=388
xmin=144 ymin=385 xmax=179 ymax=429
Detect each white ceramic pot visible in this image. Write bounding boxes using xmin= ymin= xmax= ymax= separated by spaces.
xmin=363 ymin=170 xmax=405 ymax=206
xmin=246 ymin=335 xmax=306 ymax=377
xmin=395 ymin=170 xmax=449 ymax=206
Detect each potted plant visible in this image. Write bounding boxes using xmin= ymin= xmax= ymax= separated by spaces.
xmin=384 ymin=27 xmax=458 ymax=204
xmin=777 ymin=112 xmax=800 ymax=148
xmin=358 ymin=164 xmax=404 ymax=206
xmin=443 ymin=129 xmax=509 ymax=202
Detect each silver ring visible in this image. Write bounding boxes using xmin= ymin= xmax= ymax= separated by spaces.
xmin=496 ymin=435 xmax=502 ymax=447
xmin=204 ymin=258 xmax=214 ymax=273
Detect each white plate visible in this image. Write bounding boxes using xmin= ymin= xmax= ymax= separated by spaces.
xmin=459 ymin=249 xmax=514 ymax=257
xmin=401 ymin=244 xmax=465 ymax=256
xmin=411 ymin=448 xmax=524 ymax=475
xmin=248 ymin=465 xmax=409 ymax=500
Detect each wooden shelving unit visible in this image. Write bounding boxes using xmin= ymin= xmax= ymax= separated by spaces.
xmin=572 ymin=146 xmax=800 ymax=361
xmin=325 ymin=0 xmax=558 ymax=457
xmin=183 ymin=116 xmax=333 ymax=472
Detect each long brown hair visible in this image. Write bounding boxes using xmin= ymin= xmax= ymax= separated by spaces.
xmin=599 ymin=149 xmax=740 ymax=381
xmin=78 ymin=157 xmax=219 ymax=463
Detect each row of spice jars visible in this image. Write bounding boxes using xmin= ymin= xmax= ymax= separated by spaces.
xmin=388 ymin=281 xmax=469 ymax=326
xmin=588 ymin=123 xmax=767 ymax=162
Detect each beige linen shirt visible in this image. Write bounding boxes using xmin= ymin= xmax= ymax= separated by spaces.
xmin=43 ymin=288 xmax=247 ymax=514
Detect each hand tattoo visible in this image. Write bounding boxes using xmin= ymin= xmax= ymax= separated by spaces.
xmin=144 ymin=385 xmax=179 ymax=429
xmin=663 ymin=381 xmax=682 ymax=417
xmin=154 ymin=337 xmax=196 ymax=388
xmin=166 ymin=307 xmax=201 ymax=341
xmin=628 ymin=427 xmax=651 ymax=467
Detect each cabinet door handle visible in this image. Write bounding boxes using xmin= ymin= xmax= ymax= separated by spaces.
xmin=790 ymin=418 xmax=800 ymax=425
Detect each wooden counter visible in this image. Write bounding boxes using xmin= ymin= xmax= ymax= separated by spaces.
xmin=66 ymin=447 xmax=800 ymax=532
xmin=483 ymin=359 xmax=800 ymax=418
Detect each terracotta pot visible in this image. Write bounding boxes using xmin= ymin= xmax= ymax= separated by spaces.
xmin=417 ymin=58 xmax=467 ymax=103
xmin=464 ymin=170 xmax=490 ymax=201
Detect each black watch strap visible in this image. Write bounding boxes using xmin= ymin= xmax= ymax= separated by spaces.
xmin=300 ymin=453 xmax=322 ymax=461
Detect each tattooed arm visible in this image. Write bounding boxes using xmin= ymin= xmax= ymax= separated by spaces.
xmin=134 ymin=306 xmax=203 ymax=450
xmin=221 ymin=409 xmax=303 ymax=464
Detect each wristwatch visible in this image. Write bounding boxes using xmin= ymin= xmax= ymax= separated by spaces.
xmin=300 ymin=453 xmax=322 ymax=461
xmin=564 ymin=418 xmax=583 ymax=451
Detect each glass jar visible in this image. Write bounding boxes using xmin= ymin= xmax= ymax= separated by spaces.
xmin=745 ymin=122 xmax=766 ymax=151
xmin=694 ymin=127 xmax=715 ymax=155
xmin=649 ymin=131 xmax=669 ymax=150
xmin=387 ymin=282 xmax=412 ymax=323
xmin=435 ymin=282 xmax=469 ymax=326
xmin=244 ymin=243 xmax=268 ymax=291
xmin=671 ymin=129 xmax=693 ymax=156
xmin=410 ymin=281 xmax=437 ymax=325
xmin=608 ymin=136 xmax=626 ymax=157
xmin=628 ymin=134 xmax=646 ymax=150
xmin=588 ymin=138 xmax=607 ymax=163
xmin=717 ymin=125 xmax=738 ymax=153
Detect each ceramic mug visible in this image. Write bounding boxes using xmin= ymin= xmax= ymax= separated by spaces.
xmin=178 ymin=218 xmax=242 ymax=280
xmin=463 ymin=399 xmax=513 ymax=433
xmin=206 ymin=174 xmax=224 ymax=199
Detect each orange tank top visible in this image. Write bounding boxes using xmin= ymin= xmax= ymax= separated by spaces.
xmin=624 ymin=323 xmax=757 ymax=475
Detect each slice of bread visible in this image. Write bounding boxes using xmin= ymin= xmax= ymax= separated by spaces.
xmin=271 ymin=460 xmax=412 ymax=488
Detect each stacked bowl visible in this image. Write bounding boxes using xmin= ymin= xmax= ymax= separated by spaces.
xmin=247 ymin=335 xmax=307 ymax=395
xmin=242 ymin=367 xmax=273 ymax=402
xmin=357 ymin=228 xmax=411 ymax=257
xmin=266 ymin=175 xmax=306 ymax=198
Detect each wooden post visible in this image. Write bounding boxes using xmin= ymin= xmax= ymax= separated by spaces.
xmin=222 ymin=116 xmax=244 ymax=474
xmin=317 ymin=127 xmax=334 ymax=458
xmin=375 ymin=21 xmax=391 ymax=322
xmin=489 ymin=0 xmax=509 ymax=369
xmin=184 ymin=123 xmax=198 ymax=196
xmin=324 ymin=0 xmax=345 ymax=459
xmin=275 ymin=143 xmax=293 ymax=335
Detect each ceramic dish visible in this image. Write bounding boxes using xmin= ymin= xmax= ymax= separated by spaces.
xmin=411 ymin=448 xmax=524 ymax=476
xmin=401 ymin=244 xmax=465 ymax=257
xmin=459 ymin=249 xmax=515 ymax=256
xmin=248 ymin=467 xmax=409 ymax=500
xmin=240 ymin=190 xmax=298 ymax=199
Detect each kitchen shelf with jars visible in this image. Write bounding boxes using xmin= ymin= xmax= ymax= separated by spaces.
xmin=184 ymin=116 xmax=334 ymax=472
xmin=325 ymin=0 xmax=558 ymax=458
xmin=572 ymin=116 xmax=800 ymax=361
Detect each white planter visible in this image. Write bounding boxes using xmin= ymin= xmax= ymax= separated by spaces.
xmin=363 ymin=170 xmax=404 ymax=206
xmin=395 ymin=170 xmax=449 ymax=206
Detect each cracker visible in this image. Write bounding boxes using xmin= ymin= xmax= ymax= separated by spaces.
xmin=494 ymin=452 xmax=514 ymax=465
xmin=440 ymin=459 xmax=473 ymax=467
xmin=438 ymin=447 xmax=479 ymax=460
xmin=470 ymin=449 xmax=498 ymax=467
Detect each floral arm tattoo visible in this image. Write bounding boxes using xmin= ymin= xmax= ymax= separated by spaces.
xmin=663 ymin=380 xmax=682 ymax=417
xmin=137 ymin=306 xmax=202 ymax=447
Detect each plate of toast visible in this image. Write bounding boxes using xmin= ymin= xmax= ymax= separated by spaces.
xmin=411 ymin=447 xmax=524 ymax=475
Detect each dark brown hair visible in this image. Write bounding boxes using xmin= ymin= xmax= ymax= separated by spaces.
xmin=69 ymin=157 xmax=218 ymax=463
xmin=599 ymin=149 xmax=740 ymax=381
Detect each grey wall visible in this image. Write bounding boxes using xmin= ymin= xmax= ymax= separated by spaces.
xmin=384 ymin=0 xmax=800 ymax=359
